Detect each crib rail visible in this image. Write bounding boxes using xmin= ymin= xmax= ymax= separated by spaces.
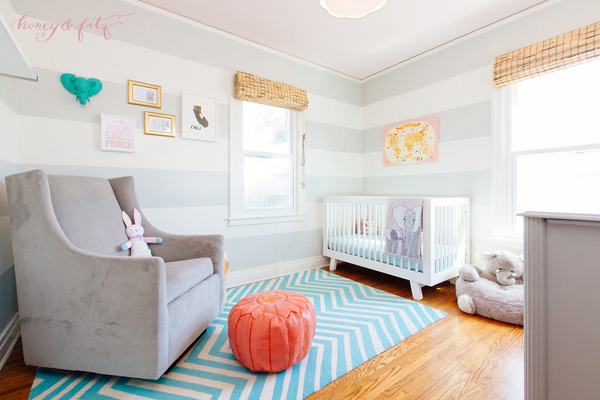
xmin=323 ymin=196 xmax=470 ymax=287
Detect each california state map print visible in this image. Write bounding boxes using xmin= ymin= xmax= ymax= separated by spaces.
xmin=383 ymin=116 xmax=439 ymax=166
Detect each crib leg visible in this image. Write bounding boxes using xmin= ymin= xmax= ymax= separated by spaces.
xmin=329 ymin=258 xmax=338 ymax=271
xmin=410 ymin=281 xmax=424 ymax=300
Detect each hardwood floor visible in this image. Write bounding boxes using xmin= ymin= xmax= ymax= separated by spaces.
xmin=0 ymin=339 xmax=37 ymax=400
xmin=308 ymin=265 xmax=524 ymax=400
xmin=0 ymin=264 xmax=524 ymax=399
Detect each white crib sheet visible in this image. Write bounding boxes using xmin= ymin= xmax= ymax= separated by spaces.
xmin=327 ymin=234 xmax=460 ymax=273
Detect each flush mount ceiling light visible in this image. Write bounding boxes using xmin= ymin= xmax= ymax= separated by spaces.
xmin=319 ymin=0 xmax=388 ymax=19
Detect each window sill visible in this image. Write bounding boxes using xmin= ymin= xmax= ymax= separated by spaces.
xmin=228 ymin=214 xmax=305 ymax=226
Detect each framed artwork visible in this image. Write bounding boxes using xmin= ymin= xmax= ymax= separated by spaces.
xmin=128 ymin=80 xmax=161 ymax=108
xmin=144 ymin=111 xmax=175 ymax=138
xmin=182 ymin=93 xmax=217 ymax=142
xmin=100 ymin=114 xmax=135 ymax=152
xmin=383 ymin=116 xmax=439 ymax=166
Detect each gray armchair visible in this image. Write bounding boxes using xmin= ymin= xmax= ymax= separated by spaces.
xmin=6 ymin=169 xmax=225 ymax=379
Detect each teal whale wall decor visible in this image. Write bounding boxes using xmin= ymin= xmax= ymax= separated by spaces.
xmin=60 ymin=73 xmax=103 ymax=105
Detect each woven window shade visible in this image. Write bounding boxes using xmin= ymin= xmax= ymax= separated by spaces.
xmin=493 ymin=21 xmax=600 ymax=88
xmin=234 ymin=71 xmax=308 ymax=111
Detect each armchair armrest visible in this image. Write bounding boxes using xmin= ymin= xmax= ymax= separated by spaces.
xmin=151 ymin=233 xmax=225 ymax=273
xmin=152 ymin=232 xmax=225 ymax=311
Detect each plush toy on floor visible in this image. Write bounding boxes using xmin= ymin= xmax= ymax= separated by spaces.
xmin=456 ymin=251 xmax=524 ymax=325
xmin=120 ymin=209 xmax=162 ymax=257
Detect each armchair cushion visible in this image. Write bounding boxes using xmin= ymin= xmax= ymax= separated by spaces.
xmin=47 ymin=175 xmax=129 ymax=256
xmin=165 ymin=258 xmax=214 ymax=304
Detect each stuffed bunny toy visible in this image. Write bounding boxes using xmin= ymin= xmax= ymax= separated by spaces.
xmin=120 ymin=209 xmax=162 ymax=257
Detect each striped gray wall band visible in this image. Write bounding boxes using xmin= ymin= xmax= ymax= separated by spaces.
xmin=306 ymin=121 xmax=362 ymax=154
xmin=0 ymin=159 xmax=17 ymax=217
xmin=0 ymin=266 xmax=18 ymax=333
xmin=362 ymin=170 xmax=491 ymax=206
xmin=0 ymin=216 xmax=13 ymax=277
xmin=0 ymin=75 xmax=17 ymax=113
xmin=19 ymin=69 xmax=364 ymax=148
xmin=17 ymin=68 xmax=230 ymax=139
xmin=17 ymin=164 xmax=229 ymax=208
xmin=361 ymin=101 xmax=491 ymax=153
xmin=225 ymin=229 xmax=323 ymax=271
xmin=17 ymin=164 xmax=360 ymax=208
xmin=304 ymin=176 xmax=362 ymax=203
xmin=362 ymin=45 xmax=491 ymax=106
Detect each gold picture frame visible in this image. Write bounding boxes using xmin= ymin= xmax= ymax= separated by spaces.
xmin=144 ymin=112 xmax=175 ymax=137
xmin=128 ymin=80 xmax=161 ymax=108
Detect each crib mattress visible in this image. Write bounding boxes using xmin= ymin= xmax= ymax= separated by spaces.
xmin=327 ymin=234 xmax=460 ymax=274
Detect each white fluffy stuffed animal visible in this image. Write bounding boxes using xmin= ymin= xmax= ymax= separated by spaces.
xmin=120 ymin=209 xmax=162 ymax=257
xmin=474 ymin=251 xmax=524 ymax=286
xmin=455 ymin=251 xmax=524 ymax=325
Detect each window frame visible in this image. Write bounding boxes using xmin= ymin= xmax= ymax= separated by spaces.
xmin=492 ymin=85 xmax=523 ymax=244
xmin=228 ymin=98 xmax=305 ymax=226
xmin=493 ymin=71 xmax=600 ymax=243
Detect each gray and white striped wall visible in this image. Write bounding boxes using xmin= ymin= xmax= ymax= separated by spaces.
xmin=1 ymin=0 xmax=599 ymax=364
xmin=360 ymin=0 xmax=600 ymax=257
xmin=6 ymin=0 xmax=364 ymax=281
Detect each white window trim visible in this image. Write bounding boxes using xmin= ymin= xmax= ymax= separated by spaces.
xmin=493 ymin=81 xmax=600 ymax=246
xmin=228 ymin=98 xmax=305 ymax=226
xmin=492 ymin=85 xmax=523 ymax=246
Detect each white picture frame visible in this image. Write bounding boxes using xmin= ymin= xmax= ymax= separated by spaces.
xmin=182 ymin=93 xmax=217 ymax=142
xmin=100 ymin=114 xmax=135 ymax=152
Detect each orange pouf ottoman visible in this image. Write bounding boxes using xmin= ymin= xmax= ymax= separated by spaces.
xmin=228 ymin=290 xmax=317 ymax=372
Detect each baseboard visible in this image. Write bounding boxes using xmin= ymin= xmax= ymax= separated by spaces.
xmin=227 ymin=256 xmax=329 ymax=288
xmin=0 ymin=313 xmax=20 ymax=372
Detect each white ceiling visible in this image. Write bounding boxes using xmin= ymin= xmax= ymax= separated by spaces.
xmin=140 ymin=0 xmax=548 ymax=81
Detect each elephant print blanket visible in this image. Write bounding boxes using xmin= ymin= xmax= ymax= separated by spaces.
xmin=384 ymin=197 xmax=424 ymax=262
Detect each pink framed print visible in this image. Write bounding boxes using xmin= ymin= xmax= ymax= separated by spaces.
xmin=101 ymin=114 xmax=135 ymax=152
xmin=383 ymin=116 xmax=439 ymax=166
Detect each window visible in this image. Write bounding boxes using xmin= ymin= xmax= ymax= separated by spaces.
xmin=229 ymin=100 xmax=305 ymax=225
xmin=242 ymin=102 xmax=293 ymax=211
xmin=495 ymin=59 xmax=600 ymax=238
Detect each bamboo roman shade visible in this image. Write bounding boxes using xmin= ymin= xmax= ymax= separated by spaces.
xmin=234 ymin=71 xmax=308 ymax=111
xmin=493 ymin=21 xmax=600 ymax=88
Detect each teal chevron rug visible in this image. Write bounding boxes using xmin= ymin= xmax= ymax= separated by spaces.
xmin=29 ymin=268 xmax=446 ymax=399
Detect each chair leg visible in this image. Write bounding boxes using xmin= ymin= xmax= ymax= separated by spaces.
xmin=410 ymin=281 xmax=424 ymax=300
xmin=329 ymin=258 xmax=338 ymax=271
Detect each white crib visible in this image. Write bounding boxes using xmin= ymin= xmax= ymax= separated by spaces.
xmin=323 ymin=196 xmax=470 ymax=300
